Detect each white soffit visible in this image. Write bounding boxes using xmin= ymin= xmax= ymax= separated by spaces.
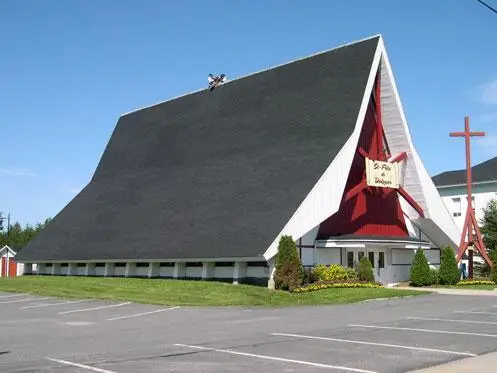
xmin=378 ymin=39 xmax=460 ymax=248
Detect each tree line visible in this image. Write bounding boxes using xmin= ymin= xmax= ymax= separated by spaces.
xmin=479 ymin=199 xmax=497 ymax=276
xmin=0 ymin=218 xmax=51 ymax=250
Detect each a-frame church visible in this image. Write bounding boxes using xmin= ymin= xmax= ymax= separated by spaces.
xmin=16 ymin=35 xmax=460 ymax=288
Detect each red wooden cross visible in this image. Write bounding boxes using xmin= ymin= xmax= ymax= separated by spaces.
xmin=450 ymin=116 xmax=493 ymax=278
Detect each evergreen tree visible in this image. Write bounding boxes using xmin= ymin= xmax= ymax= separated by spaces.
xmin=481 ymin=200 xmax=497 ymax=255
xmin=409 ymin=249 xmax=432 ymax=287
xmin=273 ymin=235 xmax=303 ymax=291
xmin=490 ymin=250 xmax=497 ymax=284
xmin=0 ymin=217 xmax=51 ymax=249
xmin=357 ymin=256 xmax=375 ymax=282
xmin=479 ymin=199 xmax=497 ymax=276
xmin=438 ymin=246 xmax=460 ymax=285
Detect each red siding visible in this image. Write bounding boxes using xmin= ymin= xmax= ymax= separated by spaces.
xmin=1 ymin=257 xmax=17 ymax=277
xmin=318 ymin=78 xmax=408 ymax=238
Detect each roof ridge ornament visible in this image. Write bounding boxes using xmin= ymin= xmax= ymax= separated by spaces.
xmin=208 ymin=73 xmax=226 ymax=91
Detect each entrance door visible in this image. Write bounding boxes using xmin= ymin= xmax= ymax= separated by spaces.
xmin=346 ymin=249 xmax=366 ymax=270
xmin=367 ymin=249 xmax=386 ymax=283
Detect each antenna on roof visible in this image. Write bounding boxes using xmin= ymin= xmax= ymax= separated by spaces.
xmin=208 ymin=73 xmax=227 ymax=91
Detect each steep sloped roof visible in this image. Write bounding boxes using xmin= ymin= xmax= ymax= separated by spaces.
xmin=432 ymin=156 xmax=497 ymax=187
xmin=17 ymin=36 xmax=380 ymax=262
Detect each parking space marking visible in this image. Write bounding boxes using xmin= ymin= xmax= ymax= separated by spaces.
xmin=20 ymin=299 xmax=93 ymax=309
xmin=58 ymin=302 xmax=132 ymax=315
xmin=106 ymin=306 xmax=180 ymax=321
xmin=407 ymin=316 xmax=497 ymax=325
xmin=174 ymin=343 xmax=378 ymax=372
xmin=271 ymin=333 xmax=477 ymax=357
xmin=46 ymin=357 xmax=117 ymax=373
xmin=0 ymin=293 xmax=25 ymax=299
xmin=0 ymin=297 xmax=54 ymax=304
xmin=455 ymin=311 xmax=497 ymax=315
xmin=349 ymin=324 xmax=497 ymax=337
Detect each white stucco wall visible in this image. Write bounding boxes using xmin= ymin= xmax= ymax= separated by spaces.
xmin=390 ymin=248 xmax=440 ymax=284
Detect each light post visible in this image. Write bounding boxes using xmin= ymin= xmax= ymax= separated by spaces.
xmin=0 ymin=212 xmax=11 ymax=277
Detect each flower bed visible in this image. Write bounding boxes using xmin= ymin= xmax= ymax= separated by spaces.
xmin=292 ymin=281 xmax=383 ymax=293
xmin=456 ymin=280 xmax=495 ymax=286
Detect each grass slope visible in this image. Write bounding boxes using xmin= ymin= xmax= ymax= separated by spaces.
xmin=0 ymin=276 xmax=423 ymax=307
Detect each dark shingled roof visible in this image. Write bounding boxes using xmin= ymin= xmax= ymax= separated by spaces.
xmin=17 ymin=36 xmax=380 ymax=262
xmin=432 ymin=156 xmax=497 ymax=187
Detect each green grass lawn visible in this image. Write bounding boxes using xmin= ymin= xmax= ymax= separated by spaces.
xmin=0 ymin=276 xmax=424 ymax=307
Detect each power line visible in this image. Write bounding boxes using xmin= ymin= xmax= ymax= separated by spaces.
xmin=477 ymin=0 xmax=497 ymax=14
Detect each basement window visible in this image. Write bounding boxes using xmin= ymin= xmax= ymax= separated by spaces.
xmin=246 ymin=261 xmax=268 ymax=267
xmin=215 ymin=262 xmax=235 ymax=267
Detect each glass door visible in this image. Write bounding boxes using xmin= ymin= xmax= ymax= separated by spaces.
xmin=346 ymin=249 xmax=365 ymax=269
xmin=367 ymin=249 xmax=386 ymax=283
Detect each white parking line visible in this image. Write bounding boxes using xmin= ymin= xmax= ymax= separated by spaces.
xmin=271 ymin=333 xmax=477 ymax=357
xmin=46 ymin=357 xmax=116 ymax=373
xmin=0 ymin=297 xmax=53 ymax=304
xmin=58 ymin=302 xmax=132 ymax=315
xmin=455 ymin=311 xmax=497 ymax=315
xmin=107 ymin=306 xmax=180 ymax=321
xmin=349 ymin=324 xmax=497 ymax=337
xmin=174 ymin=343 xmax=378 ymax=373
xmin=20 ymin=299 xmax=93 ymax=310
xmin=407 ymin=316 xmax=497 ymax=325
xmin=0 ymin=293 xmax=25 ymax=299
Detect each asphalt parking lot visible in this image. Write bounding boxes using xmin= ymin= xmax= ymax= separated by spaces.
xmin=2 ymin=292 xmax=497 ymax=372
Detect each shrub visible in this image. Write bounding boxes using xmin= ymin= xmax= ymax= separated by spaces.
xmin=409 ymin=249 xmax=432 ymax=287
xmin=312 ymin=264 xmax=356 ymax=283
xmin=430 ymin=268 xmax=439 ymax=285
xmin=357 ymin=257 xmax=375 ymax=282
xmin=439 ymin=246 xmax=460 ymax=285
xmin=273 ymin=235 xmax=303 ymax=291
xmin=312 ymin=264 xmax=331 ymax=282
xmin=302 ymin=267 xmax=317 ymax=285
xmin=345 ymin=267 xmax=359 ymax=281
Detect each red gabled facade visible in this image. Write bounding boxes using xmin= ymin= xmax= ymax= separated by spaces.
xmin=317 ymin=72 xmax=409 ymax=238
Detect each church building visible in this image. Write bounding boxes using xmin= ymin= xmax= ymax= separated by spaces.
xmin=16 ymin=35 xmax=460 ymax=287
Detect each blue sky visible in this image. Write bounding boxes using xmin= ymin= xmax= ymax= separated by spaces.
xmin=1 ymin=0 xmax=496 ymax=226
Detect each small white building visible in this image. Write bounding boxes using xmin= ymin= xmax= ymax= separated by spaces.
xmin=0 ymin=245 xmax=24 ymax=277
xmin=432 ymin=156 xmax=497 ymax=232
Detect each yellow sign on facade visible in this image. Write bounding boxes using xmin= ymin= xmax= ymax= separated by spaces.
xmin=365 ymin=158 xmax=400 ymax=189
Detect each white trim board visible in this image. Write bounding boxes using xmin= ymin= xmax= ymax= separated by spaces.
xmin=0 ymin=245 xmax=17 ymax=257
xmin=377 ymin=41 xmax=460 ymax=248
xmin=435 ymin=180 xmax=497 ymax=189
xmin=17 ymin=257 xmax=266 ymax=264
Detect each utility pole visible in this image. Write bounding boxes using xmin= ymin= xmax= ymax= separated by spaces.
xmin=0 ymin=212 xmax=11 ymax=277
